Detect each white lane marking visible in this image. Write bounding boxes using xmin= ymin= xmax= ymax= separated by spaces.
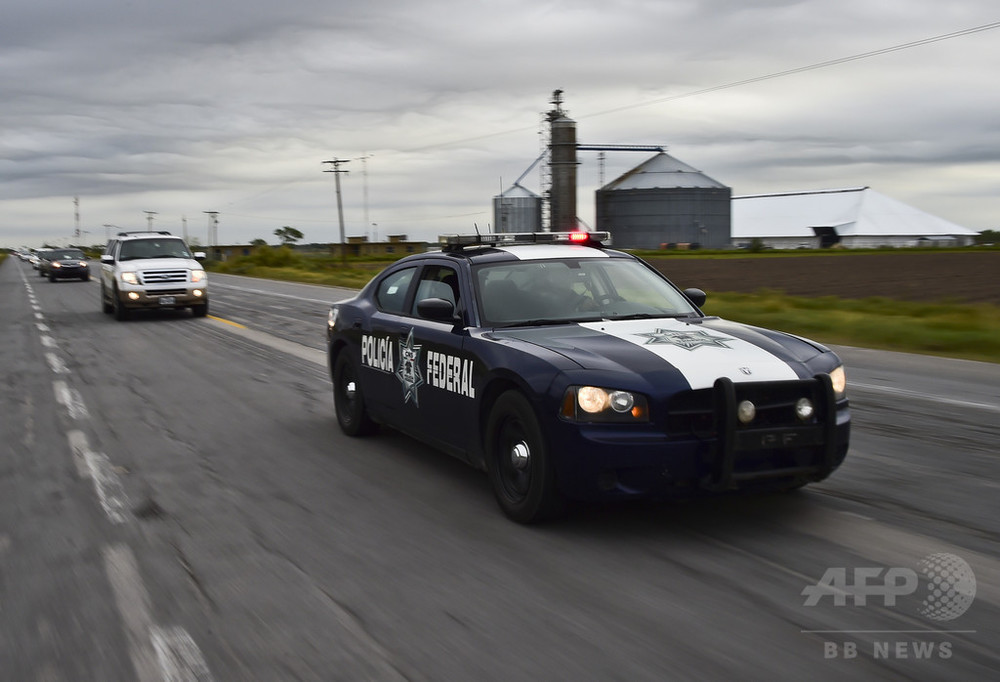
xmin=850 ymin=381 xmax=1000 ymax=414
xmin=66 ymin=429 xmax=92 ymax=477
xmin=104 ymin=545 xmax=214 ymax=682
xmin=36 ymin=322 xmax=50 ymax=332
xmin=204 ymin=318 xmax=325 ymax=367
xmin=46 ymin=352 xmax=70 ymax=374
xmin=66 ymin=430 xmax=130 ymax=524
xmin=40 ymin=334 xmax=57 ymax=349
xmin=210 ymin=280 xmax=344 ymax=305
xmin=151 ymin=626 xmax=213 ymax=682
xmin=54 ymin=380 xmax=90 ymax=420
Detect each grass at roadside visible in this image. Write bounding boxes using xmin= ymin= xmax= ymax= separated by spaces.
xmin=702 ymin=290 xmax=1000 ymax=364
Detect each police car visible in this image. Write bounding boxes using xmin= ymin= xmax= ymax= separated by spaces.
xmin=326 ymin=232 xmax=849 ymax=523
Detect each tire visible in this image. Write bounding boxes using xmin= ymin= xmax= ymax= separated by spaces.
xmin=49 ymin=274 xmax=56 ymax=282
xmin=332 ymin=351 xmax=377 ymax=436
xmin=192 ymin=302 xmax=208 ymax=318
xmin=485 ymin=391 xmax=565 ymax=523
xmin=112 ymin=288 xmax=130 ymax=321
xmin=101 ymin=283 xmax=114 ymax=314
xmin=81 ymin=274 xmax=90 ymax=282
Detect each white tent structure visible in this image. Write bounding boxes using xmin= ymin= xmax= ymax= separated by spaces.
xmin=731 ymin=187 xmax=978 ymax=249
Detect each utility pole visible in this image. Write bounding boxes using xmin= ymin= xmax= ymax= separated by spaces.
xmin=143 ymin=210 xmax=158 ymax=232
xmin=203 ymin=211 xmax=219 ymax=253
xmin=322 ymin=158 xmax=350 ymax=266
xmin=182 ymin=215 xmax=188 ymax=242
xmin=356 ymin=153 xmax=373 ymax=241
xmin=73 ymin=196 xmax=81 ymax=239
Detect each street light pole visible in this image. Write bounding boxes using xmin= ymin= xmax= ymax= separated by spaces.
xmin=143 ymin=210 xmax=157 ymax=231
xmin=322 ymin=158 xmax=350 ymax=266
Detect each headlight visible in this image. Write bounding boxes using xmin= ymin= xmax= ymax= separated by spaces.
xmin=52 ymin=262 xmax=62 ymax=268
xmin=829 ymin=365 xmax=847 ymax=399
xmin=121 ymin=272 xmax=138 ymax=285
xmin=191 ymin=269 xmax=206 ymax=283
xmin=561 ymin=386 xmax=649 ymax=423
xmin=327 ymin=306 xmax=340 ymax=331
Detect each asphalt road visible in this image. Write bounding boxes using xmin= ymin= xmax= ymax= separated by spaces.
xmin=2 ymin=259 xmax=998 ymax=681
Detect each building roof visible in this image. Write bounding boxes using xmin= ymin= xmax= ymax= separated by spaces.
xmin=731 ymin=187 xmax=977 ymax=238
xmin=602 ymin=152 xmax=728 ymax=191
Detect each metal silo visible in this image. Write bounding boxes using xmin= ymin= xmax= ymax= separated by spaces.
xmin=547 ymin=91 xmax=579 ymax=231
xmin=596 ymin=152 xmax=732 ymax=249
xmin=493 ymin=183 xmax=542 ymax=233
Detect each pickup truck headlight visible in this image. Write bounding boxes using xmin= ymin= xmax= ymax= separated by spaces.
xmin=191 ymin=269 xmax=206 ymax=283
xmin=121 ymin=272 xmax=138 ymax=285
xmin=561 ymin=386 xmax=649 ymax=423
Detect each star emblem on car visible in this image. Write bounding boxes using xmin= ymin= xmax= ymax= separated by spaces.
xmin=396 ymin=329 xmax=424 ymax=405
xmin=634 ymin=328 xmax=734 ymax=350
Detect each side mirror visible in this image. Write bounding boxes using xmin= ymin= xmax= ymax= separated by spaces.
xmin=100 ymin=254 xmax=114 ymax=264
xmin=417 ymin=297 xmax=458 ymax=322
xmin=683 ymin=287 xmax=707 ymax=308
xmin=193 ymin=251 xmax=207 ymax=260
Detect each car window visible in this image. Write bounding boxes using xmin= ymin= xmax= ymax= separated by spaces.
xmin=475 ymin=258 xmax=699 ymax=326
xmin=375 ymin=267 xmax=417 ymax=314
xmin=119 ymin=239 xmax=191 ymax=261
xmin=411 ymin=265 xmax=459 ymax=316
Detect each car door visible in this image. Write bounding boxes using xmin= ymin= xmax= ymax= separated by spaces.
xmin=361 ymin=261 xmax=477 ymax=458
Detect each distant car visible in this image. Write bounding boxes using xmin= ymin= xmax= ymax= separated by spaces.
xmin=38 ymin=248 xmax=90 ymax=281
xmin=326 ymin=231 xmax=850 ymax=523
xmin=100 ymin=231 xmax=208 ymax=320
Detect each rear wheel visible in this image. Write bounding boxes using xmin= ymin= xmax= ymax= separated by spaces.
xmin=485 ymin=391 xmax=564 ymax=523
xmin=332 ymin=351 xmax=377 ymax=436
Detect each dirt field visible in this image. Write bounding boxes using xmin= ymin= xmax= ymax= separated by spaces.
xmin=645 ymin=251 xmax=1000 ymax=305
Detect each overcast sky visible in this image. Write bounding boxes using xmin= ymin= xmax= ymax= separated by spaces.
xmin=2 ymin=0 xmax=998 ymax=249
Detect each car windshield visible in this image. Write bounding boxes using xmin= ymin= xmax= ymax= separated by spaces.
xmin=474 ymin=257 xmax=700 ymax=327
xmin=119 ymin=239 xmax=191 ymax=260
xmin=54 ymin=250 xmax=85 ymax=260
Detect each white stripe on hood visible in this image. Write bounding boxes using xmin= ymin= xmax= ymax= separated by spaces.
xmin=578 ymin=318 xmax=798 ymax=390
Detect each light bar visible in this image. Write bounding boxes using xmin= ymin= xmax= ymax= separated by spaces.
xmin=439 ymin=231 xmax=611 ymax=249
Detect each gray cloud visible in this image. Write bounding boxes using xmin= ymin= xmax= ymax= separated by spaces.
xmin=2 ymin=0 xmax=998 ymax=247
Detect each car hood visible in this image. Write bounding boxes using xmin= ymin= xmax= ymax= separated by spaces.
xmin=117 ymin=257 xmax=199 ymax=272
xmin=490 ymin=317 xmax=830 ymax=390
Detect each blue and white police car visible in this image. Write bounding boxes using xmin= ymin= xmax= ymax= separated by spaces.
xmin=326 ymin=232 xmax=849 ymax=523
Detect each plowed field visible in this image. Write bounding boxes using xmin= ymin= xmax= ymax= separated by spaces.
xmin=645 ymin=251 xmax=1000 ymax=305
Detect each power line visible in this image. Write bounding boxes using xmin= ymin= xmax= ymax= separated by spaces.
xmin=581 ymin=20 xmax=1000 ymax=120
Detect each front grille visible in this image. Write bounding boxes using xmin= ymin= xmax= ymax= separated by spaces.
xmin=139 ymin=269 xmax=187 ymax=284
xmin=665 ymin=379 xmax=825 ymax=438
xmin=145 ymin=289 xmax=187 ymax=296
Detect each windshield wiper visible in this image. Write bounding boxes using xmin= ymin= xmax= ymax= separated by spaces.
xmin=500 ymin=316 xmax=602 ymax=327
xmin=607 ymin=312 xmax=699 ymax=321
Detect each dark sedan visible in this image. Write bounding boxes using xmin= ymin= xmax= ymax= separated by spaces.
xmin=326 ymin=231 xmax=850 ymax=523
xmin=38 ymin=249 xmax=91 ymax=281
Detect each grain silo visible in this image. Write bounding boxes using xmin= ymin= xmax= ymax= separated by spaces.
xmin=547 ymin=91 xmax=579 ymax=231
xmin=493 ymin=183 xmax=542 ymax=233
xmin=596 ymin=152 xmax=732 ymax=249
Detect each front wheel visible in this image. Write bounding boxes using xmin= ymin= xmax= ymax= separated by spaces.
xmin=485 ymin=391 xmax=564 ymax=523
xmin=332 ymin=350 xmax=377 ymax=436
xmin=101 ymin=283 xmax=114 ymax=314
xmin=191 ymin=302 xmax=208 ymax=318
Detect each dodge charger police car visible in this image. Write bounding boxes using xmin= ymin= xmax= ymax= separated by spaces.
xmin=326 ymin=232 xmax=849 ymax=523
